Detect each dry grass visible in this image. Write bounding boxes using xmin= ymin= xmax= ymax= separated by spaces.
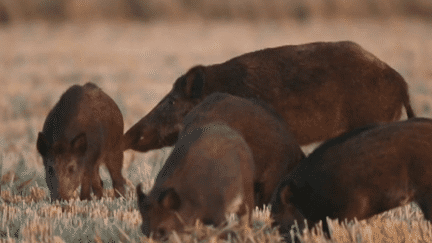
xmin=0 ymin=19 xmax=432 ymax=242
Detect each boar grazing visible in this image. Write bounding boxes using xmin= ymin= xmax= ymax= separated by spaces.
xmin=36 ymin=83 xmax=126 ymax=201
xmin=179 ymin=93 xmax=305 ymax=207
xmin=137 ymin=93 xmax=305 ymax=238
xmin=270 ymin=118 xmax=432 ymax=241
xmin=137 ymin=123 xmax=255 ymax=239
xmin=124 ymin=41 xmax=415 ymax=152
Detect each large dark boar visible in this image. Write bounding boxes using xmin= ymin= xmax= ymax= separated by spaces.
xmin=136 ymin=93 xmax=304 ymax=239
xmin=136 ymin=123 xmax=255 ymax=239
xmin=178 ymin=93 xmax=305 ymax=207
xmin=270 ymin=118 xmax=432 ymax=241
xmin=36 ymin=83 xmax=127 ymax=201
xmin=124 ymin=41 xmax=415 ymax=152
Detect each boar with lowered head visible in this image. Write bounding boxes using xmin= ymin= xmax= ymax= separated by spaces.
xmin=124 ymin=41 xmax=415 ymax=152
xmin=37 ymin=83 xmax=126 ymax=201
xmin=136 ymin=93 xmax=305 ymax=239
xmin=136 ymin=122 xmax=255 ymax=239
xmin=179 ymin=93 xmax=305 ymax=207
xmin=270 ymin=118 xmax=432 ymax=241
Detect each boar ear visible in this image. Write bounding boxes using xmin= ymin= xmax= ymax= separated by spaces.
xmin=37 ymin=132 xmax=50 ymax=156
xmin=183 ymin=66 xmax=205 ymax=99
xmin=71 ymin=132 xmax=87 ymax=155
xmin=159 ymin=188 xmax=181 ymax=210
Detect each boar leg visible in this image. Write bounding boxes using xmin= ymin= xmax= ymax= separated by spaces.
xmin=262 ymin=176 xmax=284 ymax=207
xmin=91 ymin=165 xmax=104 ymax=199
xmin=80 ymin=164 xmax=93 ymax=200
xmin=254 ymin=182 xmax=264 ymax=207
xmin=105 ymin=151 xmax=126 ymax=198
xmin=417 ymin=196 xmax=432 ymax=222
xmin=255 ymin=182 xmax=276 ymax=208
xmin=238 ymin=174 xmax=254 ymax=226
xmin=238 ymin=188 xmax=254 ymax=226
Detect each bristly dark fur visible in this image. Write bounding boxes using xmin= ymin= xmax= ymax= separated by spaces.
xmin=137 ymin=123 xmax=255 ymax=239
xmin=270 ymin=118 xmax=432 ymax=242
xmin=124 ymin=41 xmax=415 ymax=153
xmin=37 ymin=82 xmax=126 ymax=201
xmin=136 ymin=93 xmax=305 ymax=239
xmin=180 ymin=93 xmax=305 ymax=207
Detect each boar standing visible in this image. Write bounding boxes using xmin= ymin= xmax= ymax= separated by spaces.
xmin=136 ymin=93 xmax=305 ymax=238
xmin=137 ymin=123 xmax=255 ymax=239
xmin=124 ymin=41 xmax=415 ymax=153
xmin=37 ymin=83 xmax=126 ymax=201
xmin=177 ymin=93 xmax=305 ymax=207
xmin=270 ymin=118 xmax=432 ymax=241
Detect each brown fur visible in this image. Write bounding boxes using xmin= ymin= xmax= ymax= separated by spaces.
xmin=137 ymin=122 xmax=255 ymax=239
xmin=270 ymin=118 xmax=432 ymax=241
xmin=124 ymin=41 xmax=415 ymax=152
xmin=178 ymin=93 xmax=305 ymax=207
xmin=36 ymin=82 xmax=126 ymax=201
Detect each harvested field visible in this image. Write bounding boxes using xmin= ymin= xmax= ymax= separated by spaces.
xmin=1 ymin=19 xmax=432 ymax=242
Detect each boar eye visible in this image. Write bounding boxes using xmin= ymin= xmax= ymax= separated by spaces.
xmin=67 ymin=164 xmax=76 ymax=174
xmin=157 ymin=228 xmax=166 ymax=238
xmin=168 ymin=99 xmax=175 ymax=106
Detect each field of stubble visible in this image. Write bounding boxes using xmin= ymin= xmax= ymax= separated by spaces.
xmin=1 ymin=19 xmax=432 ymax=242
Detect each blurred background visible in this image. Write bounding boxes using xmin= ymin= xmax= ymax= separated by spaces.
xmin=0 ymin=0 xmax=431 ymax=23
xmin=0 ymin=0 xmax=432 ymax=193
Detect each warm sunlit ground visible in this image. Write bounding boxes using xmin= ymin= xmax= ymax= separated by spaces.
xmin=1 ymin=19 xmax=432 ymax=242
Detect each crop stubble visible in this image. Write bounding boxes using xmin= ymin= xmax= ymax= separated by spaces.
xmin=0 ymin=19 xmax=432 ymax=242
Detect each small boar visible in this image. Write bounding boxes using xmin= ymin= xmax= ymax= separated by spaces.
xmin=124 ymin=41 xmax=415 ymax=152
xmin=136 ymin=123 xmax=255 ymax=239
xmin=36 ymin=83 xmax=126 ymax=201
xmin=178 ymin=93 xmax=305 ymax=207
xmin=270 ymin=118 xmax=432 ymax=241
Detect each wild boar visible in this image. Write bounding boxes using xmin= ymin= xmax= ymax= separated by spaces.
xmin=124 ymin=41 xmax=415 ymax=153
xmin=270 ymin=118 xmax=432 ymax=241
xmin=137 ymin=93 xmax=305 ymax=238
xmin=136 ymin=122 xmax=255 ymax=239
xmin=36 ymin=82 xmax=127 ymax=201
xmin=177 ymin=93 xmax=305 ymax=207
